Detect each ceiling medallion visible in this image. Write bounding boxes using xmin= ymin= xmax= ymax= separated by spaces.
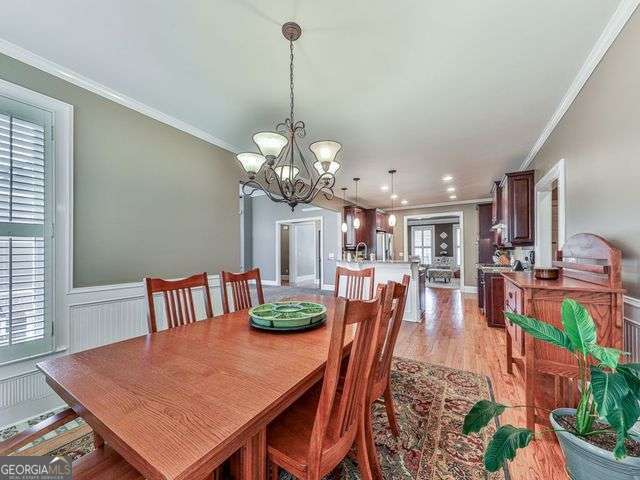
xmin=237 ymin=22 xmax=342 ymax=211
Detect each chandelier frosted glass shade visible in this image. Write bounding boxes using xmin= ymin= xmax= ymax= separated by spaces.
xmin=313 ymin=160 xmax=341 ymax=177
xmin=273 ymin=165 xmax=300 ymax=181
xmin=310 ymin=141 xmax=342 ymax=164
xmin=388 ymin=213 xmax=397 ymax=227
xmin=237 ymin=153 xmax=266 ymax=177
xmin=253 ymin=132 xmax=288 ymax=158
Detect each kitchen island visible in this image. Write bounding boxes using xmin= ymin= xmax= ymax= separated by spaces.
xmin=336 ymin=260 xmax=424 ymax=322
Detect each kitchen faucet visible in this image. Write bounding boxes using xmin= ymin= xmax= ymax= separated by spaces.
xmin=355 ymin=242 xmax=368 ymax=260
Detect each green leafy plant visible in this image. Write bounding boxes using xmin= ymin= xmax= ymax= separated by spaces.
xmin=463 ymin=298 xmax=639 ymax=472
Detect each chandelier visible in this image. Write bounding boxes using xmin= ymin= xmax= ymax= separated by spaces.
xmin=237 ymin=22 xmax=342 ymax=210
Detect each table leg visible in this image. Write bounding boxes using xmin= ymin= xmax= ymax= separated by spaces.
xmin=240 ymin=428 xmax=267 ymax=480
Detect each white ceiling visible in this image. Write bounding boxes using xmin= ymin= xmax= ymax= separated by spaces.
xmin=0 ymin=0 xmax=622 ymax=207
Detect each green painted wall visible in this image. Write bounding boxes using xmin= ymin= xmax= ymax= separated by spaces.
xmin=0 ymin=53 xmax=241 ymax=287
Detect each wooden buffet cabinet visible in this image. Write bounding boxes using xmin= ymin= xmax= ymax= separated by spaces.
xmin=501 ymin=233 xmax=624 ymax=431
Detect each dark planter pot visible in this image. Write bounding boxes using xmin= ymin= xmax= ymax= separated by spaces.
xmin=550 ymin=408 xmax=640 ymax=480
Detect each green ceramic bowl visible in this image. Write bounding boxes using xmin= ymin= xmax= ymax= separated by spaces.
xmin=249 ymin=301 xmax=326 ymax=329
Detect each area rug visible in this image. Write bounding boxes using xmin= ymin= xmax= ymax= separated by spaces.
xmin=2 ymin=359 xmax=507 ymax=480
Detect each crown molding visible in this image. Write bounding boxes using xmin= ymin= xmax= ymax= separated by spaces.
xmin=0 ymin=37 xmax=242 ymax=154
xmin=520 ymin=0 xmax=639 ymax=171
xmin=388 ymin=197 xmax=492 ymax=211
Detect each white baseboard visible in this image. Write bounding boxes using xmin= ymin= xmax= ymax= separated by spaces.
xmin=321 ymin=284 xmax=335 ymax=291
xmin=262 ymin=280 xmax=279 ymax=286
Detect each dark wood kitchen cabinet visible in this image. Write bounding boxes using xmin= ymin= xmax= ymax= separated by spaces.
xmin=342 ymin=206 xmax=367 ymax=248
xmin=483 ymin=272 xmax=506 ymax=327
xmin=490 ymin=181 xmax=503 ymax=247
xmin=477 ymin=202 xmax=494 ymax=264
xmin=489 ymin=171 xmax=534 ymax=248
xmin=501 ymin=170 xmax=535 ymax=247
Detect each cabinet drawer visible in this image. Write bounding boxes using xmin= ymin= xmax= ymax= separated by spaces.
xmin=504 ymin=281 xmax=523 ymax=314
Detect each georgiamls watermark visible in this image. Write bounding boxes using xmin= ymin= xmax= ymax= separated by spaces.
xmin=0 ymin=456 xmax=71 ymax=480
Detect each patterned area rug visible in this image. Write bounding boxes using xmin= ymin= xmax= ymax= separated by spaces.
xmin=2 ymin=359 xmax=506 ymax=480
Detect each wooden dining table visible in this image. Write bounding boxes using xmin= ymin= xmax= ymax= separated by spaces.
xmin=37 ymin=294 xmax=351 ymax=480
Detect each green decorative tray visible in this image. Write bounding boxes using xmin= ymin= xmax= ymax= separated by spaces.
xmin=249 ymin=301 xmax=327 ymax=331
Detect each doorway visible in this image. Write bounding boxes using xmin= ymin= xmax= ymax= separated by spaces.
xmin=275 ymin=217 xmax=323 ymax=289
xmin=535 ymin=159 xmax=566 ymax=267
xmin=403 ymin=211 xmax=466 ymax=291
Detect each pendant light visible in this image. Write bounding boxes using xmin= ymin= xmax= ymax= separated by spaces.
xmin=388 ymin=169 xmax=397 ymax=227
xmin=340 ymin=187 xmax=348 ymax=233
xmin=352 ymin=178 xmax=361 ymax=229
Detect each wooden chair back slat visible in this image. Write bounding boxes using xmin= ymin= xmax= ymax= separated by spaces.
xmin=220 ymin=268 xmax=265 ymax=314
xmin=334 ymin=266 xmax=375 ymax=300
xmin=306 ymin=291 xmax=385 ymax=472
xmin=372 ymin=275 xmax=410 ymax=393
xmin=144 ymin=273 xmax=213 ymax=333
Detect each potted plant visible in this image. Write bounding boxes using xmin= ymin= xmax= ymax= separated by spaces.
xmin=463 ymin=298 xmax=640 ymax=479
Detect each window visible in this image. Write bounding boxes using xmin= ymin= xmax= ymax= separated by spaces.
xmin=412 ymin=226 xmax=433 ymax=265
xmin=0 ymin=95 xmax=54 ymax=363
xmin=453 ymin=224 xmax=461 ymax=267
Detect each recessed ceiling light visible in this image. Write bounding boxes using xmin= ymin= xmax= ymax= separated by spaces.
xmin=442 ymin=175 xmax=453 ymax=182
xmin=447 ymin=187 xmax=456 ymax=192
xmin=401 ymin=199 xmax=408 ymax=205
xmin=390 ymin=193 xmax=398 ymax=200
xmin=449 ymin=195 xmax=457 ymax=200
xmin=380 ymin=185 xmax=389 ymax=191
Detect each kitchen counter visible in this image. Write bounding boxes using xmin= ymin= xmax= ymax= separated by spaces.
xmin=336 ymin=260 xmax=423 ymax=322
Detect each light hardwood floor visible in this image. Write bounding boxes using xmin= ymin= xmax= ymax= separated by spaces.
xmin=395 ymin=287 xmax=568 ymax=480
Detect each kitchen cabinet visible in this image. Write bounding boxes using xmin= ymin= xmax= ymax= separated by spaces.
xmin=344 ymin=207 xmax=394 ymax=253
xmin=342 ymin=206 xmax=367 ymax=248
xmin=501 ymin=170 xmax=535 ymax=247
xmin=482 ymin=272 xmax=506 ymax=328
xmin=477 ymin=202 xmax=494 ymax=264
xmin=490 ymin=181 xmax=502 ymax=225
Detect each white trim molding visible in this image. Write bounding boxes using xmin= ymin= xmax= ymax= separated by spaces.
xmin=520 ymin=0 xmax=640 ymax=170
xmin=0 ymin=78 xmax=74 ymax=361
xmin=0 ymin=38 xmax=240 ymax=154
xmin=534 ymin=158 xmax=566 ymax=268
xmin=402 ymin=211 xmax=471 ymax=292
xmin=625 ymin=295 xmax=640 ymax=309
xmin=389 ymin=198 xmax=492 ymax=211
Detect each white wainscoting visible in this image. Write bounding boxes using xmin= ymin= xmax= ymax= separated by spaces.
xmin=2 ymin=285 xmax=639 ymax=427
xmin=624 ymin=296 xmax=640 ymax=362
xmin=0 ymin=275 xmax=225 ymax=426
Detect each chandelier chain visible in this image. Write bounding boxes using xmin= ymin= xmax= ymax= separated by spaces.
xmin=289 ymin=39 xmax=295 ymax=123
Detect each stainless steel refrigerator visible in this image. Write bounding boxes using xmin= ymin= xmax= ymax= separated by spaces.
xmin=375 ymin=232 xmax=394 ymax=261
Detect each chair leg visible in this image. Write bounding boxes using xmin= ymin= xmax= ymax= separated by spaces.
xmin=363 ymin=404 xmax=384 ymax=480
xmin=356 ymin=411 xmax=374 ymax=480
xmin=269 ymin=461 xmax=279 ymax=480
xmin=383 ymin=384 xmax=400 ymax=438
xmin=93 ymin=432 xmax=104 ymax=449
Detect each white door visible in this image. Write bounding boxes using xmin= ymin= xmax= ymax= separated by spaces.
xmin=291 ymin=222 xmax=316 ymax=285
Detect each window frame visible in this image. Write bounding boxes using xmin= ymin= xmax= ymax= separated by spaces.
xmin=0 ymin=79 xmax=73 ymax=366
xmin=453 ymin=224 xmax=461 ymax=267
xmin=411 ymin=225 xmax=434 ymax=265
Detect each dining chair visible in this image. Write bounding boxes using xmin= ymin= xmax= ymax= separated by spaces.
xmin=267 ymin=289 xmax=387 ymax=480
xmin=0 ymin=408 xmax=144 ymax=480
xmin=144 ymin=272 xmax=213 ymax=333
xmin=220 ymin=267 xmax=265 ymax=314
xmin=363 ymin=275 xmax=410 ymax=480
xmin=334 ymin=266 xmax=375 ymax=300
